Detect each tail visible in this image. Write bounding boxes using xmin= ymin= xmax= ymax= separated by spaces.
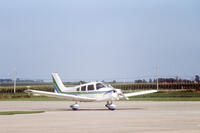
xmin=52 ymin=73 xmax=66 ymax=93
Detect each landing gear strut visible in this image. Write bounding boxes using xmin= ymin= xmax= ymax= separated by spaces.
xmin=105 ymin=101 xmax=116 ymax=110
xmin=70 ymin=102 xmax=79 ymax=110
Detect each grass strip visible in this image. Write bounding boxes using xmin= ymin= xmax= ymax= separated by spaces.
xmin=0 ymin=111 xmax=44 ymax=115
xmin=0 ymin=96 xmax=66 ymax=101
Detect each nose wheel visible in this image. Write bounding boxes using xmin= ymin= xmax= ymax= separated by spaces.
xmin=105 ymin=101 xmax=116 ymax=110
xmin=70 ymin=102 xmax=79 ymax=110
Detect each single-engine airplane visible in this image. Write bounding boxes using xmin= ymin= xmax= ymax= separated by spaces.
xmin=25 ymin=73 xmax=158 ymax=110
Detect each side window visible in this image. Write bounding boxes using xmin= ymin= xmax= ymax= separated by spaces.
xmin=81 ymin=86 xmax=86 ymax=91
xmin=96 ymin=83 xmax=105 ymax=90
xmin=76 ymin=87 xmax=80 ymax=91
xmin=88 ymin=85 xmax=94 ymax=91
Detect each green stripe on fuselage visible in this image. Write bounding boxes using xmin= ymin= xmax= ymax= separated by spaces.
xmin=62 ymin=90 xmax=112 ymax=94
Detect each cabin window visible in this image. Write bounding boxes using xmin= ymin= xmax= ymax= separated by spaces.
xmin=96 ymin=83 xmax=105 ymax=90
xmin=76 ymin=87 xmax=80 ymax=91
xmin=88 ymin=85 xmax=94 ymax=91
xmin=81 ymin=86 xmax=86 ymax=91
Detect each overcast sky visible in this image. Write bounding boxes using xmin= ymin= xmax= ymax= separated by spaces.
xmin=0 ymin=0 xmax=200 ymax=81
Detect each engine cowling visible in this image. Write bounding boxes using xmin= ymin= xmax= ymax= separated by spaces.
xmin=112 ymin=89 xmax=129 ymax=100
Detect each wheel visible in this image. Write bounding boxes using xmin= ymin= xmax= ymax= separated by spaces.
xmin=105 ymin=101 xmax=116 ymax=110
xmin=70 ymin=104 xmax=79 ymax=110
xmin=106 ymin=104 xmax=116 ymax=110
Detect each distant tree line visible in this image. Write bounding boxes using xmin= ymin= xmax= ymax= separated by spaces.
xmin=1 ymin=75 xmax=199 ymax=85
xmin=0 ymin=79 xmax=12 ymax=82
xmin=0 ymin=78 xmax=44 ymax=83
xmin=135 ymin=75 xmax=200 ymax=83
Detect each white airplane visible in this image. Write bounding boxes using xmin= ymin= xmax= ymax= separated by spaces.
xmin=25 ymin=73 xmax=158 ymax=110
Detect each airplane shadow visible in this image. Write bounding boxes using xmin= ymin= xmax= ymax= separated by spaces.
xmin=52 ymin=107 xmax=144 ymax=112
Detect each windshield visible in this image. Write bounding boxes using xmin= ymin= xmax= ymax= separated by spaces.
xmin=96 ymin=83 xmax=105 ymax=90
xmin=103 ymin=83 xmax=112 ymax=88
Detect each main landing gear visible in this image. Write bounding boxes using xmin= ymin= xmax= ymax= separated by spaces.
xmin=70 ymin=102 xmax=79 ymax=110
xmin=70 ymin=101 xmax=116 ymax=110
xmin=105 ymin=101 xmax=116 ymax=110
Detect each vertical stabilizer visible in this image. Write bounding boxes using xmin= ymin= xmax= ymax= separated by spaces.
xmin=52 ymin=73 xmax=66 ymax=93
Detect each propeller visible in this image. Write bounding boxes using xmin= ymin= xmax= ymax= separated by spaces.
xmin=112 ymin=89 xmax=129 ymax=100
xmin=106 ymin=84 xmax=129 ymax=100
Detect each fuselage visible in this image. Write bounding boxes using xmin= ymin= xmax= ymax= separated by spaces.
xmin=54 ymin=82 xmax=117 ymax=101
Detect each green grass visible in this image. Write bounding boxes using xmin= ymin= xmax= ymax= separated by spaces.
xmin=0 ymin=111 xmax=44 ymax=115
xmin=0 ymin=96 xmax=66 ymax=101
xmin=127 ymin=91 xmax=200 ymax=101
xmin=0 ymin=93 xmax=66 ymax=101
xmin=127 ymin=97 xmax=200 ymax=101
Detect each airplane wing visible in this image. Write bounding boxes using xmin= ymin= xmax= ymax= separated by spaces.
xmin=25 ymin=89 xmax=96 ymax=102
xmin=123 ymin=90 xmax=158 ymax=98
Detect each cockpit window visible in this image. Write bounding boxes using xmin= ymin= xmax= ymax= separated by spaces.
xmin=81 ymin=86 xmax=86 ymax=91
xmin=96 ymin=83 xmax=105 ymax=90
xmin=88 ymin=85 xmax=94 ymax=91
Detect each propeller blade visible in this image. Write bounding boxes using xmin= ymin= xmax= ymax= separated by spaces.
xmin=122 ymin=93 xmax=129 ymax=100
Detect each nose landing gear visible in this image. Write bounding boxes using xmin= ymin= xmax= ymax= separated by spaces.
xmin=105 ymin=101 xmax=116 ymax=110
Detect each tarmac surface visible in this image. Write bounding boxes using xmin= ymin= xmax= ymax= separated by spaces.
xmin=0 ymin=101 xmax=200 ymax=133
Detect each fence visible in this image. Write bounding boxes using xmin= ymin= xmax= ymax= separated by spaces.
xmin=112 ymin=82 xmax=200 ymax=90
xmin=0 ymin=83 xmax=200 ymax=94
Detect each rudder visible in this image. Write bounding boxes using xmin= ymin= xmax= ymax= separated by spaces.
xmin=52 ymin=73 xmax=66 ymax=93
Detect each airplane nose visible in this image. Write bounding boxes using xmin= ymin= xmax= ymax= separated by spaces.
xmin=111 ymin=92 xmax=119 ymax=100
xmin=111 ymin=89 xmax=121 ymax=100
xmin=112 ymin=89 xmax=129 ymax=100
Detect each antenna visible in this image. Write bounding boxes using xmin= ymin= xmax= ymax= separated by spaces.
xmin=14 ymin=68 xmax=16 ymax=93
xmin=124 ymin=74 xmax=126 ymax=84
xmin=156 ymin=64 xmax=159 ymax=90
